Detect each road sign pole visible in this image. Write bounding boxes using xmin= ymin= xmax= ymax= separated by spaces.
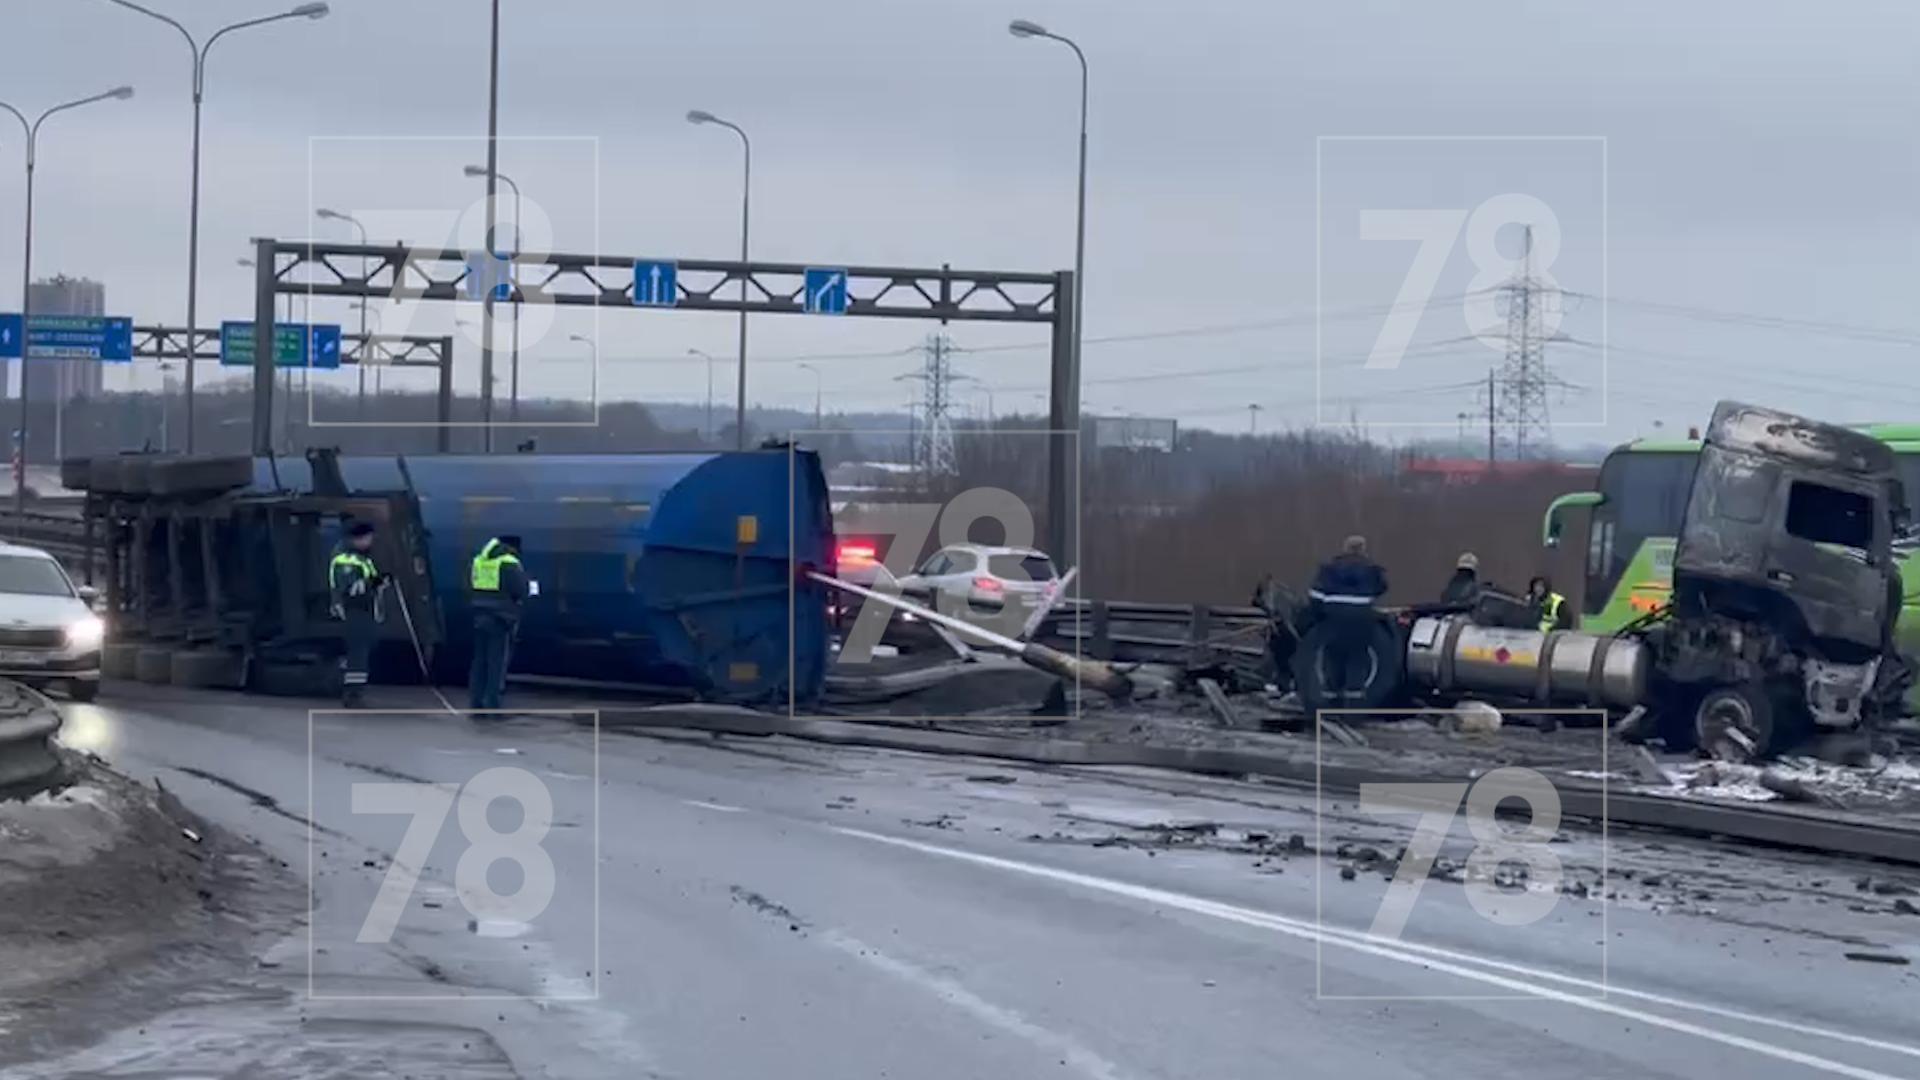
xmin=184 ymin=76 xmax=204 ymax=455
xmin=12 ymin=143 xmax=33 ymax=516
xmin=1047 ymin=270 xmax=1077 ymax=572
xmin=250 ymin=238 xmax=275 ymax=455
xmin=437 ymin=334 xmax=454 ymax=453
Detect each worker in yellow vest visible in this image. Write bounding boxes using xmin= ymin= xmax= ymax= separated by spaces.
xmin=1527 ymin=575 xmax=1570 ymax=632
xmin=468 ymin=535 xmax=529 ymax=713
xmin=329 ymin=521 xmax=386 ymax=707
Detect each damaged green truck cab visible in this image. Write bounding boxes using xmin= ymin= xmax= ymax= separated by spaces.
xmin=1544 ymin=422 xmax=1920 ymax=710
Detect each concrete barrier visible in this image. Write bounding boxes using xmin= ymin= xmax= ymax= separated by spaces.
xmin=0 ymin=681 xmax=64 ymax=793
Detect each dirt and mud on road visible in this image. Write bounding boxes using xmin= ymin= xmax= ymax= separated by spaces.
xmin=0 ymin=750 xmax=303 ymax=1065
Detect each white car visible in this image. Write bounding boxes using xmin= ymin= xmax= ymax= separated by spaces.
xmin=0 ymin=542 xmax=103 ymax=701
xmin=895 ymin=544 xmax=1063 ymax=628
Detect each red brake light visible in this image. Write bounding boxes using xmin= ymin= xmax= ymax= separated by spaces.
xmin=837 ymin=542 xmax=878 ymax=563
xmin=973 ymin=576 xmax=1004 ymax=593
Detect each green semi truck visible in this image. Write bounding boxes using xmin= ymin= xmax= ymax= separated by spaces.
xmin=1543 ymin=422 xmax=1920 ymax=665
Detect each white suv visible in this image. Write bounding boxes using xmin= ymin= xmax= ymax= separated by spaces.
xmin=896 ymin=544 xmax=1062 ymax=629
xmin=0 ymin=542 xmax=103 ymax=701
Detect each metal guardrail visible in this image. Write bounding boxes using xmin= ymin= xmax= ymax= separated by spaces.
xmin=0 ymin=508 xmax=101 ymax=581
xmin=1035 ymin=598 xmax=1272 ymax=665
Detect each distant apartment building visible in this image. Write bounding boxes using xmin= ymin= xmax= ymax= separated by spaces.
xmin=23 ymin=275 xmax=109 ymax=404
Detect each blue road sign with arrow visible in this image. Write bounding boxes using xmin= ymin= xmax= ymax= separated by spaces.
xmin=632 ymin=260 xmax=679 ymax=306
xmin=219 ymin=322 xmax=344 ymax=369
xmin=803 ymin=268 xmax=849 ymax=315
xmin=0 ymin=313 xmax=134 ymax=362
xmin=464 ymin=251 xmax=514 ymax=301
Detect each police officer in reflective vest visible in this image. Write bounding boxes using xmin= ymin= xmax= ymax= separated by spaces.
xmin=468 ymin=535 xmax=529 ymax=713
xmin=1309 ymin=535 xmax=1389 ymax=704
xmin=1528 ymin=575 xmax=1570 ymax=632
xmin=329 ymin=521 xmax=386 ymax=708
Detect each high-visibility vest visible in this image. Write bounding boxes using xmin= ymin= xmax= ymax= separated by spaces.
xmin=471 ymin=538 xmax=521 ymax=592
xmin=1538 ymin=592 xmax=1566 ymax=632
xmin=331 ymin=550 xmax=377 ymax=595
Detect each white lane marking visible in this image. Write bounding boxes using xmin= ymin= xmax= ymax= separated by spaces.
xmin=1312 ymin=904 xmax=1920 ymax=1063
xmin=684 ymin=799 xmax=747 ymax=814
xmin=835 ymin=827 xmax=1915 ymax=1080
xmin=819 ymin=929 xmax=1136 ymax=1080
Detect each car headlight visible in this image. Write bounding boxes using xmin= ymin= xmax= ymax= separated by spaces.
xmin=66 ymin=616 xmax=105 ymax=649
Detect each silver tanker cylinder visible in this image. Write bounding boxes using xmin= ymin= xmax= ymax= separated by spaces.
xmin=1404 ymin=616 xmax=1649 ymax=709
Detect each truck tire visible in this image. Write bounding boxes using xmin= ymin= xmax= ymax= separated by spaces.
xmin=101 ymin=642 xmax=142 ymax=680
xmin=1695 ymin=683 xmax=1794 ymax=762
xmin=171 ymin=648 xmax=245 ymax=689
xmin=1292 ymin=615 xmax=1405 ymax=716
xmin=134 ymin=647 xmax=174 ymax=684
xmin=250 ymin=658 xmax=336 ymax=699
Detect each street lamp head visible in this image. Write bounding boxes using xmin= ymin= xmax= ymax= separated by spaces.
xmin=462 ymin=164 xmax=489 ymax=178
xmin=108 ymin=85 xmax=136 ymax=100
xmin=568 ymin=334 xmax=591 ymax=343
xmin=290 ymin=2 xmax=330 ymax=19
xmin=686 ymin=109 xmax=719 ymax=126
xmin=1008 ymin=18 xmax=1048 ymax=38
xmin=315 ymin=207 xmax=343 ymax=221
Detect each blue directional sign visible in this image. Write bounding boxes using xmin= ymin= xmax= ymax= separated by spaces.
xmin=219 ymin=322 xmax=344 ymax=369
xmin=309 ymin=324 xmax=342 ymax=369
xmin=0 ymin=313 xmax=133 ymax=362
xmin=463 ymin=251 xmax=514 ymax=301
xmin=632 ymin=260 xmax=679 ymax=307
xmin=803 ymin=267 xmax=849 ymax=315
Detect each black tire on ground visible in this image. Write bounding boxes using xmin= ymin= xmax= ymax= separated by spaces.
xmin=250 ymin=658 xmax=337 ymax=698
xmin=171 ymin=648 xmax=246 ymax=689
xmin=65 ymin=680 xmax=99 ymax=703
xmin=134 ymin=646 xmax=174 ymax=684
xmin=1695 ymin=682 xmax=1798 ymax=761
xmin=101 ymin=642 xmax=142 ymax=680
xmin=1292 ymin=614 xmax=1405 ymax=716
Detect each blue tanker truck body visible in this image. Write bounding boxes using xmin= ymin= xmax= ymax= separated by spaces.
xmin=80 ymin=448 xmax=833 ymax=706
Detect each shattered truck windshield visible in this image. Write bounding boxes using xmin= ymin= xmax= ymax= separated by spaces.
xmin=3 ymin=2 xmax=1917 ymax=1077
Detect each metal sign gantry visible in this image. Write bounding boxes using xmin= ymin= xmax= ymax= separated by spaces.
xmin=248 ymin=238 xmax=1081 ymax=565
xmin=135 ymin=323 xmax=457 ymax=452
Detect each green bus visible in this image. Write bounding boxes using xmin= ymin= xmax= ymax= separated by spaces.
xmin=1543 ymin=425 xmax=1920 ymax=654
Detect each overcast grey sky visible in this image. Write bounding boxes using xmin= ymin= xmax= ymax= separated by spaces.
xmin=2 ymin=0 xmax=1915 ymax=441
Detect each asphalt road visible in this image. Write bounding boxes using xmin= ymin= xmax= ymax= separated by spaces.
xmin=15 ymin=683 xmax=1920 ymax=1079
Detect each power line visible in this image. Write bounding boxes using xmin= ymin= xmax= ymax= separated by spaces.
xmin=1563 ymin=292 xmax=1920 ymax=346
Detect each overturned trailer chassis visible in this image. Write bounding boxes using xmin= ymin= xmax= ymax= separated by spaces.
xmin=79 ymin=454 xmax=440 ymax=689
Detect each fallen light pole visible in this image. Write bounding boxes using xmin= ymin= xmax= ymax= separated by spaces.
xmin=808 ymin=570 xmax=1132 ymax=699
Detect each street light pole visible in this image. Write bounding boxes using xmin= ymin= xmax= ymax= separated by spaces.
xmin=2 ymin=87 xmax=134 ymax=515
xmin=314 ymin=208 xmax=367 ymax=417
xmin=687 ymin=110 xmax=751 ymax=450
xmin=104 ymin=1 xmax=329 ymax=455
xmin=480 ymin=0 xmax=502 ymax=452
xmin=1010 ymin=18 xmax=1089 ymax=396
xmin=797 ymin=361 xmax=822 ymax=431
xmin=463 ymin=165 xmax=522 ymax=422
xmin=688 ymin=348 xmax=718 ymax=443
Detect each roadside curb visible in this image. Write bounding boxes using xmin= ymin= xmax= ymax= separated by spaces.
xmin=599 ymin=705 xmax=1920 ymax=868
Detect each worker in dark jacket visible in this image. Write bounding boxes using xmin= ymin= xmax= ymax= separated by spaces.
xmin=1309 ymin=535 xmax=1388 ymax=705
xmin=1527 ymin=575 xmax=1571 ymax=632
xmin=468 ymin=534 xmax=530 ymax=713
xmin=1440 ymin=552 xmax=1482 ymax=607
xmin=329 ymin=521 xmax=385 ymax=708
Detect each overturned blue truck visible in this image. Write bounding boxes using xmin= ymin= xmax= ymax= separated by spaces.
xmin=64 ymin=448 xmax=834 ymax=705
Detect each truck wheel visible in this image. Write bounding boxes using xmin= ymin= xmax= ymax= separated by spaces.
xmin=250 ymin=658 xmax=336 ymax=698
xmin=134 ymin=647 xmax=174 ymax=684
xmin=171 ymin=649 xmax=245 ymax=689
xmin=1292 ymin=615 xmax=1405 ymax=716
xmin=1695 ymin=684 xmax=1777 ymax=762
